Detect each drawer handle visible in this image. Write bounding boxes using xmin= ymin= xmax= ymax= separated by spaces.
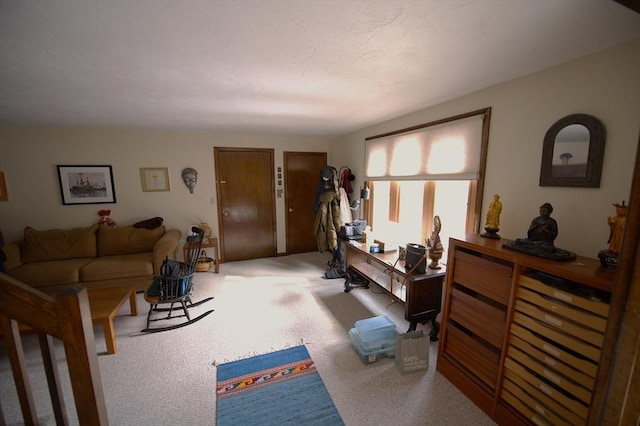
xmin=543 ymin=369 xmax=561 ymax=385
xmin=534 ymin=404 xmax=548 ymax=417
xmin=553 ymin=291 xmax=573 ymax=303
xmin=544 ymin=314 xmax=562 ymax=327
xmin=539 ymin=383 xmax=553 ymax=396
xmin=542 ymin=344 xmax=560 ymax=357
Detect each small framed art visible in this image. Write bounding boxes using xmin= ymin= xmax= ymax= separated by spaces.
xmin=57 ymin=165 xmax=116 ymax=205
xmin=140 ymin=167 xmax=170 ymax=192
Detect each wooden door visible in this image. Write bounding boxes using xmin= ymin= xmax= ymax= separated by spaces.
xmin=284 ymin=152 xmax=327 ymax=254
xmin=215 ymin=148 xmax=276 ymax=262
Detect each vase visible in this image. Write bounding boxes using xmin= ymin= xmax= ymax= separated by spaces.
xmin=428 ymin=250 xmax=442 ymax=269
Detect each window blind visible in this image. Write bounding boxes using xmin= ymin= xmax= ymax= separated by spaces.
xmin=365 ymin=112 xmax=487 ymax=181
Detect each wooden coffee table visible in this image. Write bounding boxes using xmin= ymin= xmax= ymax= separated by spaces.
xmin=86 ymin=285 xmax=137 ymax=355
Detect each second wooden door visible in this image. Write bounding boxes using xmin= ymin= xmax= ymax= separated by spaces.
xmin=284 ymin=152 xmax=327 ymax=254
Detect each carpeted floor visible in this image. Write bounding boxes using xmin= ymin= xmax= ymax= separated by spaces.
xmin=0 ymin=251 xmax=496 ymax=425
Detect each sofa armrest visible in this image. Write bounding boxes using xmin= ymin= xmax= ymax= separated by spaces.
xmin=152 ymin=229 xmax=182 ymax=275
xmin=3 ymin=241 xmax=23 ymax=272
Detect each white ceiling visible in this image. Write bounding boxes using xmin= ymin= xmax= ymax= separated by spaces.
xmin=1 ymin=0 xmax=638 ymax=137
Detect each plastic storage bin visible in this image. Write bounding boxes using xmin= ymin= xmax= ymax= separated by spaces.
xmin=355 ymin=315 xmax=396 ymax=343
xmin=350 ymin=328 xmax=396 ymax=364
xmin=351 ymin=323 xmax=397 ymax=351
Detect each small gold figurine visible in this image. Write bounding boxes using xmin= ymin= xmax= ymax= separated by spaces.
xmin=599 ymin=201 xmax=627 ymax=268
xmin=607 ymin=201 xmax=627 ymax=254
xmin=481 ymin=194 xmax=502 ymax=239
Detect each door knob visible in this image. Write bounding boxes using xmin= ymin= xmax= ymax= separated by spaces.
xmin=223 ymin=210 xmax=229 ymax=217
xmin=289 ymin=208 xmax=294 ymax=212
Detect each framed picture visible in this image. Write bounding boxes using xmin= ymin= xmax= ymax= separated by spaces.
xmin=57 ymin=165 xmax=116 ymax=205
xmin=140 ymin=167 xmax=170 ymax=192
xmin=0 ymin=171 xmax=8 ymax=201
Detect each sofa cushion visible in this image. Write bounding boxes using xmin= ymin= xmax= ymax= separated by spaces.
xmin=22 ymin=225 xmax=98 ymax=263
xmin=80 ymin=253 xmax=154 ymax=281
xmin=8 ymin=258 xmax=95 ymax=288
xmin=97 ymin=225 xmax=165 ymax=256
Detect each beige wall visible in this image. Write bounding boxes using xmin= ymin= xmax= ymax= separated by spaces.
xmin=1 ymin=39 xmax=638 ymax=258
xmin=330 ymin=39 xmax=640 ymax=258
xmin=0 ymin=128 xmax=329 ymax=252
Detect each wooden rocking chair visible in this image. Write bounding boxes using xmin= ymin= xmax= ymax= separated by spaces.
xmin=141 ymin=227 xmax=214 ymax=333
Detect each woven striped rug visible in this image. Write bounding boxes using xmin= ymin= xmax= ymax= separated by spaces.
xmin=216 ymin=345 xmax=344 ymax=426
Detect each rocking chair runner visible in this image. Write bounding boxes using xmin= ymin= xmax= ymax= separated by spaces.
xmin=142 ymin=227 xmax=214 ymax=332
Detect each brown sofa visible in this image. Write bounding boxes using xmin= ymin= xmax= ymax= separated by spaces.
xmin=3 ymin=224 xmax=181 ymax=293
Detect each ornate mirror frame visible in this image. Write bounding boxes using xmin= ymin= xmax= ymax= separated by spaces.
xmin=539 ymin=113 xmax=605 ymax=187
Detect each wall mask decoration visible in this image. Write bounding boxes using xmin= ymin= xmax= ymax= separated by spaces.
xmin=182 ymin=167 xmax=198 ymax=193
xmin=539 ymin=113 xmax=605 ymax=187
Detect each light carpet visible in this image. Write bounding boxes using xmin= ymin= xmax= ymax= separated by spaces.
xmin=0 ymin=251 xmax=496 ymax=425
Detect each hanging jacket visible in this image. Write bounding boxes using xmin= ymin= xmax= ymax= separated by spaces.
xmin=314 ymin=190 xmax=342 ymax=252
xmin=338 ymin=187 xmax=353 ymax=225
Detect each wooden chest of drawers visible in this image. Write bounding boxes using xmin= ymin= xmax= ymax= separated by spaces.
xmin=437 ymin=235 xmax=616 ymax=425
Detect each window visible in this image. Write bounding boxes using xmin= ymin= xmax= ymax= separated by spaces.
xmin=362 ymin=108 xmax=491 ymax=264
xmin=367 ymin=180 xmax=473 ymax=262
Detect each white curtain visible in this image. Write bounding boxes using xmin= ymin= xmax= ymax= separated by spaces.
xmin=365 ymin=113 xmax=485 ymax=181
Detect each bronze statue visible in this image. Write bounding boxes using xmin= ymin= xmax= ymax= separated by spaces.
xmin=503 ymin=202 xmax=575 ymax=260
xmin=524 ymin=202 xmax=558 ymax=246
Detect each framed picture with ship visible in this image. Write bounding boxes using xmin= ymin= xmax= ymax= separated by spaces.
xmin=57 ymin=165 xmax=116 ymax=205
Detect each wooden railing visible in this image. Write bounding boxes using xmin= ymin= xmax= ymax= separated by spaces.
xmin=0 ymin=273 xmax=108 ymax=425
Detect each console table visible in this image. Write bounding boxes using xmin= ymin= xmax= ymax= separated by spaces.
xmin=343 ymin=240 xmax=445 ymax=339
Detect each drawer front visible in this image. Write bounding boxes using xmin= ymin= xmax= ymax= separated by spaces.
xmin=449 ymin=287 xmax=506 ymax=348
xmin=512 ymin=311 xmax=602 ymax=362
xmin=504 ymin=357 xmax=589 ymax=421
xmin=509 ymin=323 xmax=598 ymax=378
xmin=509 ymin=333 xmax=594 ymax=389
xmin=518 ymin=287 xmax=607 ymax=333
xmin=520 ymin=275 xmax=609 ymax=317
xmin=502 ymin=369 xmax=584 ymax=426
xmin=515 ymin=299 xmax=604 ymax=348
xmin=453 ymin=250 xmax=512 ymax=304
xmin=507 ymin=345 xmax=592 ymax=405
xmin=443 ymin=322 xmax=500 ymax=389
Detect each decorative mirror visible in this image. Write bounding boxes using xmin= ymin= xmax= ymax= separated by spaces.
xmin=539 ymin=113 xmax=605 ymax=187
